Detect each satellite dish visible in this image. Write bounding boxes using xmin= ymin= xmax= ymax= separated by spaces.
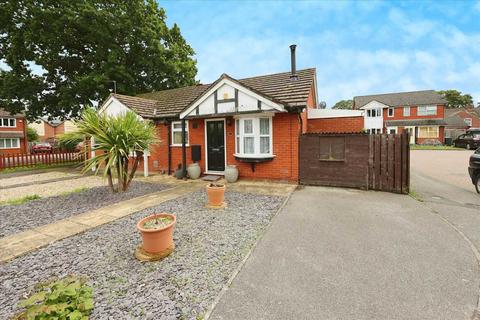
xmin=318 ymin=101 xmax=327 ymax=109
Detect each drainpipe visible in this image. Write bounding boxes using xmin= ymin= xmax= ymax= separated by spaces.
xmin=181 ymin=119 xmax=187 ymax=179
xmin=167 ymin=121 xmax=172 ymax=175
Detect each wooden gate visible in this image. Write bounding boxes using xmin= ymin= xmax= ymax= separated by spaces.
xmin=299 ymin=132 xmax=409 ymax=194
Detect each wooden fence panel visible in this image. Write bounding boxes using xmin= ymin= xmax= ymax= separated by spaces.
xmin=300 ymin=132 xmax=409 ymax=194
xmin=0 ymin=151 xmax=83 ymax=171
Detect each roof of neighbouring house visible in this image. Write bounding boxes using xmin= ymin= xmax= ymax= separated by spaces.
xmin=445 ymin=114 xmax=469 ymax=128
xmin=110 ymin=68 xmax=316 ymax=118
xmin=445 ymin=107 xmax=480 ymax=118
xmin=384 ymin=118 xmax=448 ymax=126
xmin=354 ymin=90 xmax=447 ymax=108
xmin=0 ymin=108 xmax=24 ymax=118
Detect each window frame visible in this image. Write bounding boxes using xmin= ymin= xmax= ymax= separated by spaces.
xmin=403 ymin=106 xmax=410 ymax=117
xmin=417 ymin=105 xmax=437 ymax=116
xmin=0 ymin=117 xmax=16 ymax=128
xmin=234 ymin=116 xmax=273 ymax=158
xmin=0 ymin=138 xmax=20 ymax=149
xmin=418 ymin=126 xmax=439 ymax=138
xmin=171 ymin=120 xmax=189 ymax=147
xmin=387 ymin=107 xmax=394 ymax=117
xmin=465 ymin=118 xmax=473 ymax=127
xmin=318 ymin=136 xmax=346 ymax=162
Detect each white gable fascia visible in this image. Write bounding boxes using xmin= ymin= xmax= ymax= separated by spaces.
xmin=98 ymin=96 xmax=142 ymax=119
xmin=180 ymin=78 xmax=284 ymax=119
xmin=359 ymin=100 xmax=390 ymax=110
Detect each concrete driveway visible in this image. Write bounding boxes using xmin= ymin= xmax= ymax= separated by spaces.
xmin=210 ymin=185 xmax=479 ymax=320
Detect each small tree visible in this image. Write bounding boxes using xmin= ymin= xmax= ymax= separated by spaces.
xmin=27 ymin=126 xmax=39 ymax=142
xmin=332 ymin=99 xmax=353 ymax=109
xmin=437 ymin=90 xmax=473 ymax=108
xmin=69 ymin=108 xmax=157 ymax=192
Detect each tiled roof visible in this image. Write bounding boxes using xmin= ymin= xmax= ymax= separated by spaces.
xmin=385 ymin=118 xmax=447 ymax=126
xmin=445 ymin=114 xmax=469 ymax=128
xmin=115 ymin=68 xmax=316 ymax=118
xmin=354 ymin=90 xmax=447 ymax=108
xmin=0 ymin=108 xmax=24 ymax=118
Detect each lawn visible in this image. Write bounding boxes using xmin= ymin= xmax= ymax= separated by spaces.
xmin=410 ymin=145 xmax=465 ymax=151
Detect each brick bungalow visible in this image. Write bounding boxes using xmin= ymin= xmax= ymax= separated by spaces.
xmin=353 ymin=90 xmax=448 ymax=144
xmin=0 ymin=108 xmax=28 ymax=155
xmin=99 ymin=47 xmax=317 ymax=182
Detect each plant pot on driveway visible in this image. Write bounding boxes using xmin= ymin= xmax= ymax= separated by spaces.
xmin=206 ymin=183 xmax=226 ymax=208
xmin=187 ymin=163 xmax=201 ymax=179
xmin=225 ymin=165 xmax=239 ymax=183
xmin=136 ymin=213 xmax=176 ymax=261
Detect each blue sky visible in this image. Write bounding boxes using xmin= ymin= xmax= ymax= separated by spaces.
xmin=161 ymin=0 xmax=480 ymax=107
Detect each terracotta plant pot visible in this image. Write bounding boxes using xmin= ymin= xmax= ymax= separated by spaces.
xmin=206 ymin=183 xmax=226 ymax=207
xmin=137 ymin=213 xmax=176 ymax=254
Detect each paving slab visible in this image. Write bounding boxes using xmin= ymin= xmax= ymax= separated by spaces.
xmin=210 ymin=186 xmax=479 ymax=320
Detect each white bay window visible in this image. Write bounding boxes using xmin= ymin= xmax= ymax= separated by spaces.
xmin=235 ymin=117 xmax=273 ymax=157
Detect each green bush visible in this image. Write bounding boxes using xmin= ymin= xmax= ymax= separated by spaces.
xmin=14 ymin=275 xmax=94 ymax=320
xmin=27 ymin=126 xmax=39 ymax=142
xmin=58 ymin=132 xmax=83 ymax=151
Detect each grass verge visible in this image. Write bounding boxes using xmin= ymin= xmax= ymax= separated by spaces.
xmin=408 ymin=190 xmax=424 ymax=202
xmin=410 ymin=145 xmax=464 ymax=151
xmin=0 ymin=187 xmax=91 ymax=206
xmin=0 ymin=194 xmax=41 ymax=206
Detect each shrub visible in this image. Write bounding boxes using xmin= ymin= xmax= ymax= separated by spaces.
xmin=27 ymin=126 xmax=39 ymax=142
xmin=58 ymin=132 xmax=83 ymax=151
xmin=14 ymin=275 xmax=94 ymax=320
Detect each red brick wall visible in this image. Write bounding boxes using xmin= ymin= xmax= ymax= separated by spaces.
xmin=0 ymin=116 xmax=27 ymax=154
xmin=301 ymin=85 xmax=317 ymax=133
xmin=144 ymin=113 xmax=300 ymax=181
xmin=307 ymin=116 xmax=364 ymax=133
xmin=383 ymin=104 xmax=445 ymax=121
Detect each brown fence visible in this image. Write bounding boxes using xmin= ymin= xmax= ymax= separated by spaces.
xmin=299 ymin=132 xmax=409 ymax=194
xmin=0 ymin=151 xmax=85 ymax=170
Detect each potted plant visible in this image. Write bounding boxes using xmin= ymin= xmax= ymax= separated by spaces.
xmin=137 ymin=213 xmax=176 ymax=259
xmin=206 ymin=183 xmax=226 ymax=207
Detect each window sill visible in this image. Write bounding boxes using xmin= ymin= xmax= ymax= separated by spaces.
xmin=234 ymin=154 xmax=275 ymax=162
xmin=170 ymin=144 xmax=190 ymax=147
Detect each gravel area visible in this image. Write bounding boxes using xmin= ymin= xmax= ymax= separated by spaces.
xmin=0 ymin=175 xmax=106 ymax=202
xmin=0 ymin=170 xmax=81 ymax=188
xmin=0 ymin=182 xmax=171 ymax=237
xmin=0 ymin=191 xmax=284 ymax=319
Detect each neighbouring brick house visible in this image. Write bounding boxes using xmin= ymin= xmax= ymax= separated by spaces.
xmin=306 ymin=109 xmax=364 ymax=133
xmin=29 ymin=118 xmax=77 ymax=143
xmin=0 ymin=108 xmax=28 ymax=154
xmin=445 ymin=107 xmax=480 ymax=141
xmin=353 ymin=90 xmax=448 ymax=144
xmin=99 ymin=47 xmax=317 ymax=181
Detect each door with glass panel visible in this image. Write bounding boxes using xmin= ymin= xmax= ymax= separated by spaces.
xmin=206 ymin=120 xmax=225 ymax=172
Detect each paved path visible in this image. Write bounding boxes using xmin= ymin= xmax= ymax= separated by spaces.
xmin=210 ymin=186 xmax=479 ymax=320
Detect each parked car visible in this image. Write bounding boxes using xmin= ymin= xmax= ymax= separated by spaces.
xmin=32 ymin=142 xmax=53 ymax=153
xmin=469 ymin=148 xmax=480 ymax=194
xmin=454 ymin=132 xmax=480 ymax=150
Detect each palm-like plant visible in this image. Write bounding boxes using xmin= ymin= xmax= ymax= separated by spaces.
xmin=71 ymin=108 xmax=157 ymax=192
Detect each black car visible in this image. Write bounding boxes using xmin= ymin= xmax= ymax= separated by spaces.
xmin=454 ymin=132 xmax=480 ymax=150
xmin=469 ymin=148 xmax=480 ymax=193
